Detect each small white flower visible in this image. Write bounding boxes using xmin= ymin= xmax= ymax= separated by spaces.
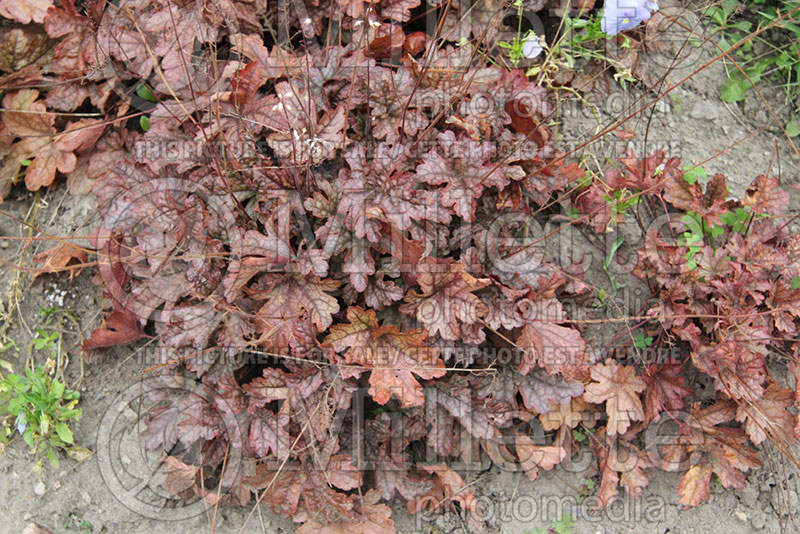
xmin=522 ymin=34 xmax=543 ymax=59
xmin=602 ymin=0 xmax=660 ymax=36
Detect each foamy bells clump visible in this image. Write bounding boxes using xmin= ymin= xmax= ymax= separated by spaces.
xmin=601 ymin=0 xmax=659 ymax=36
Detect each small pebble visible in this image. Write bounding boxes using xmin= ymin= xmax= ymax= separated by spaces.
xmin=751 ymin=509 xmax=767 ymax=529
xmin=690 ymin=101 xmax=719 ymax=120
xmin=33 ymin=482 xmax=45 ymax=496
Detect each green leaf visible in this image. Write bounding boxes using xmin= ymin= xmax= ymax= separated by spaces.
xmin=683 ymin=166 xmax=706 ymax=185
xmin=135 ymin=84 xmax=157 ymax=102
xmin=6 ymin=398 xmax=21 ymax=415
xmin=51 ymin=380 xmax=64 ymax=400
xmin=786 ymin=116 xmax=800 ymax=138
xmin=48 ymin=447 xmax=59 ymax=468
xmin=731 ymin=21 xmax=752 ymax=32
xmin=5 ymin=374 xmax=22 ymax=387
xmin=55 ymin=422 xmax=73 ymax=444
xmin=705 ymin=6 xmax=726 ymax=25
xmin=746 ymin=60 xmax=771 ymax=83
xmin=20 ymin=159 xmax=32 ymax=166
xmin=139 ymin=115 xmax=151 ymax=132
xmin=722 ymin=0 xmax=739 ymax=17
xmin=680 ymin=213 xmax=703 ymax=236
xmin=720 ymin=75 xmax=751 ymax=102
xmin=553 ymin=512 xmax=575 ymax=534
xmin=791 ymin=276 xmax=800 ymax=290
xmin=778 ymin=20 xmax=800 ymax=36
xmin=603 ymin=237 xmax=625 ymax=272
xmin=720 ymin=211 xmax=736 ymax=226
xmin=23 ymin=428 xmax=34 ymax=447
xmin=634 ymin=333 xmax=653 ymax=349
xmin=60 ymin=408 xmax=81 ymax=420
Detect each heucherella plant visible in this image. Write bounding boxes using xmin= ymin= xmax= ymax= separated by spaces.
xmin=601 ymin=0 xmax=660 ymax=36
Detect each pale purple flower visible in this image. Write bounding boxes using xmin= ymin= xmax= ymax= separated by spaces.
xmin=602 ymin=0 xmax=659 ymax=36
xmin=522 ymin=34 xmax=543 ymax=59
xmin=16 ymin=415 xmax=26 ymax=435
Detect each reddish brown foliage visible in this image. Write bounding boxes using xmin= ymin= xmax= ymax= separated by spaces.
xmin=2 ymin=0 xmax=798 ymax=531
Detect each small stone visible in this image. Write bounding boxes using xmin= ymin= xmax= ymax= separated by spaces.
xmin=121 ymin=454 xmax=131 ymax=466
xmin=0 ymin=240 xmax=9 ymax=249
xmin=33 ymin=482 xmax=45 ymax=496
xmin=82 ymin=491 xmax=92 ymax=504
xmin=739 ymin=483 xmax=758 ymax=507
xmin=751 ymin=509 xmax=767 ymax=530
xmin=690 ymin=101 xmax=719 ymax=120
xmin=655 ymin=99 xmax=670 ymax=114
xmin=788 ymin=489 xmax=800 ymax=513
xmin=734 ymin=507 xmax=747 ymax=522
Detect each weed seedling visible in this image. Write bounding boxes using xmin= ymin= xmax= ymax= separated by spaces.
xmin=707 ymin=0 xmax=800 ymax=133
xmin=572 ymin=427 xmax=591 ymax=444
xmin=31 ymin=328 xmax=59 ymax=360
xmin=524 ymin=512 xmax=575 ymax=534
xmin=0 ymin=365 xmax=81 ymax=470
xmin=577 ymin=477 xmax=597 ymax=504
xmin=602 ymin=236 xmax=626 ymax=293
xmin=633 ymin=332 xmax=654 ymax=349
xmin=593 ymin=288 xmax=608 ymax=308
xmin=63 ymin=512 xmax=94 ymax=534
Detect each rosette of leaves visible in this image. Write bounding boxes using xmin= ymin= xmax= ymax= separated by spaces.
xmin=80 ymin=13 xmax=591 ymax=529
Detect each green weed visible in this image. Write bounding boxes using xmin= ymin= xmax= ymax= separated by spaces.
xmin=0 ymin=365 xmax=82 ymax=470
